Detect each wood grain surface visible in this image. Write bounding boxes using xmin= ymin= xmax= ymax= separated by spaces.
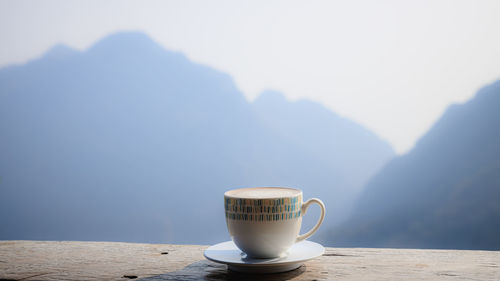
xmin=0 ymin=241 xmax=499 ymax=280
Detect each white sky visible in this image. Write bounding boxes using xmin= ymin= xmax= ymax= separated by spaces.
xmin=1 ymin=0 xmax=500 ymax=154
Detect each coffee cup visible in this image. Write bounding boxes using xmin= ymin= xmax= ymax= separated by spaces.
xmin=224 ymin=187 xmax=325 ymax=258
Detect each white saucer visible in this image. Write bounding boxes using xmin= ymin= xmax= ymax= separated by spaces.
xmin=204 ymin=240 xmax=324 ymax=274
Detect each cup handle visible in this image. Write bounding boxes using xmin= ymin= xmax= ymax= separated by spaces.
xmin=296 ymin=198 xmax=326 ymax=243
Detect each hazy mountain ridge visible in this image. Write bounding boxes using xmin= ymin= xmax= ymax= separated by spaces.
xmin=0 ymin=31 xmax=394 ymax=244
xmin=254 ymin=90 xmax=393 ymax=202
xmin=253 ymin=90 xmax=394 ymax=228
xmin=329 ymin=80 xmax=500 ymax=250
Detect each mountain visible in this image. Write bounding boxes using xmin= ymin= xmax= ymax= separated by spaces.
xmin=253 ymin=90 xmax=394 ymax=226
xmin=0 ymin=31 xmax=394 ymax=244
xmin=329 ymin=81 xmax=500 ymax=250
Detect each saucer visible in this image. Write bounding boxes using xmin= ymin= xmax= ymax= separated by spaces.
xmin=203 ymin=240 xmax=324 ymax=274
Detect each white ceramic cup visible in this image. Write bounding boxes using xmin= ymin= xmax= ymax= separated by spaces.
xmin=224 ymin=187 xmax=325 ymax=258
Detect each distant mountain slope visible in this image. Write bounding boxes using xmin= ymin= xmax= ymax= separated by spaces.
xmin=0 ymin=31 xmax=394 ymax=244
xmin=330 ymin=81 xmax=500 ymax=250
xmin=254 ymin=90 xmax=394 ymax=225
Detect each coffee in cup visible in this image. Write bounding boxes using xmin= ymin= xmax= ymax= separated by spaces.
xmin=224 ymin=187 xmax=325 ymax=258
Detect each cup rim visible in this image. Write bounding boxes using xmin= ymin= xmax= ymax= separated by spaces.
xmin=224 ymin=186 xmax=302 ymax=199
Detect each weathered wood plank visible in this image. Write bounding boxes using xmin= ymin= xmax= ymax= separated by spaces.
xmin=0 ymin=241 xmax=498 ymax=280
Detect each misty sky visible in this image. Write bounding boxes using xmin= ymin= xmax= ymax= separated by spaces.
xmin=1 ymin=0 xmax=500 ymax=153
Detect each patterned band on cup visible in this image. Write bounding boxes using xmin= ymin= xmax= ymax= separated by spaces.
xmin=224 ymin=194 xmax=302 ymax=221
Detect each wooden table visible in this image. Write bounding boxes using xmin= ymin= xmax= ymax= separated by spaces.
xmin=0 ymin=241 xmax=499 ymax=280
